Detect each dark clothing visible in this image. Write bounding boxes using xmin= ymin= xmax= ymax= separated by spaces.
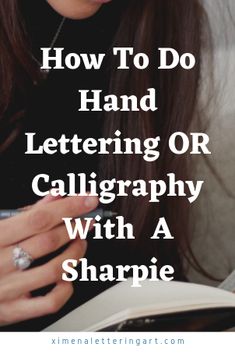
xmin=0 ymin=1 xmax=185 ymax=331
xmin=0 ymin=0 xmax=137 ymax=331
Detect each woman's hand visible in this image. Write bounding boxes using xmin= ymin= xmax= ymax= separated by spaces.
xmin=0 ymin=194 xmax=98 ymax=326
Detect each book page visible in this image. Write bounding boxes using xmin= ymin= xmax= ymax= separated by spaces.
xmin=45 ymin=279 xmax=235 ymax=331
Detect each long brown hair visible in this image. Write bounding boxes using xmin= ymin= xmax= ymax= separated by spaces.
xmin=0 ymin=0 xmax=212 ymax=279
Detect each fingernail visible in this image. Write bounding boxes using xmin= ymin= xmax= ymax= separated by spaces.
xmin=84 ymin=196 xmax=98 ymax=209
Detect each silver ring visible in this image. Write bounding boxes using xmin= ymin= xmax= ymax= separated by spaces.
xmin=12 ymin=245 xmax=33 ymax=271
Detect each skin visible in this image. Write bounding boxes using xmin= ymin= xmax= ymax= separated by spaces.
xmin=0 ymin=194 xmax=98 ymax=325
xmin=0 ymin=0 xmax=104 ymax=326
xmin=3 ymin=0 xmax=233 ymax=326
xmin=46 ymin=0 xmax=111 ymax=20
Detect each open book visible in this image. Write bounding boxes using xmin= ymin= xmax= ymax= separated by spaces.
xmin=44 ymin=279 xmax=235 ymax=332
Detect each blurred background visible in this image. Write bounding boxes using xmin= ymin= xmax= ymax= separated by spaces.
xmin=187 ymin=0 xmax=235 ymax=285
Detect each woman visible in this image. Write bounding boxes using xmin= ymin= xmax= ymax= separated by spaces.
xmin=0 ymin=0 xmax=211 ymax=330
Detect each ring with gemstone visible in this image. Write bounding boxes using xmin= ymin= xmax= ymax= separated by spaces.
xmin=12 ymin=245 xmax=33 ymax=271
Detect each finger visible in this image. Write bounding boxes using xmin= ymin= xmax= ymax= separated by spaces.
xmin=0 ymin=220 xmax=94 ymax=276
xmin=36 ymin=190 xmax=63 ymax=205
xmin=0 ymin=194 xmax=98 ymax=247
xmin=19 ymin=191 xmax=62 ymax=211
xmin=0 ymin=239 xmax=86 ymax=302
xmin=0 ymin=281 xmax=73 ymax=326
